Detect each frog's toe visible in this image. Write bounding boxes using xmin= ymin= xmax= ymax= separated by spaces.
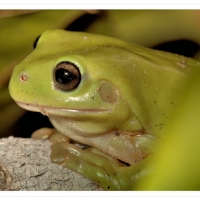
xmin=51 ymin=145 xmax=70 ymax=164
xmin=31 ymin=128 xmax=55 ymax=140
xmin=31 ymin=128 xmax=69 ymax=143
xmin=48 ymin=131 xmax=69 ymax=143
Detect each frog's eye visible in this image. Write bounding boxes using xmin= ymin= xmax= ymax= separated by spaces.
xmin=33 ymin=35 xmax=40 ymax=49
xmin=53 ymin=61 xmax=81 ymax=91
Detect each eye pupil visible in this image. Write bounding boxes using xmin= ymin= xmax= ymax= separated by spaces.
xmin=54 ymin=61 xmax=81 ymax=91
xmin=56 ymin=69 xmax=73 ymax=84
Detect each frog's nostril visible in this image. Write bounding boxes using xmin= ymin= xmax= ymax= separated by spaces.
xmin=20 ymin=73 xmax=28 ymax=82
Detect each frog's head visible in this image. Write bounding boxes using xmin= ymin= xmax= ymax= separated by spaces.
xmin=9 ymin=29 xmax=143 ymax=136
xmin=10 ymin=29 xmax=190 ymax=137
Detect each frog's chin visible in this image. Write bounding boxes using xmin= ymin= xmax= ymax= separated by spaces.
xmin=16 ymin=101 xmax=112 ymax=117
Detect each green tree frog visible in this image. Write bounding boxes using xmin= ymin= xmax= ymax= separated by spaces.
xmin=9 ymin=29 xmax=199 ymax=190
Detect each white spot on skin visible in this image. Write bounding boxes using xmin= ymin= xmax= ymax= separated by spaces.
xmin=84 ymin=36 xmax=87 ymax=40
xmin=130 ymin=120 xmax=135 ymax=125
xmin=181 ymin=56 xmax=186 ymax=64
xmin=177 ymin=62 xmax=186 ymax=68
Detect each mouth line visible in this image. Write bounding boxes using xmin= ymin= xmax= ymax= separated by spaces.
xmin=16 ymin=101 xmax=111 ymax=116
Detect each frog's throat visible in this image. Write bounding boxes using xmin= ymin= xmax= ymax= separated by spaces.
xmin=16 ymin=101 xmax=112 ymax=116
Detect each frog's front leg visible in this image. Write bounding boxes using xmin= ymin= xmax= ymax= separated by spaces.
xmin=50 ymin=142 xmax=154 ymax=190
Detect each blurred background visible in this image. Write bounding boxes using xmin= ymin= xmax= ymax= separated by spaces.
xmin=1 ymin=10 xmax=200 ymax=138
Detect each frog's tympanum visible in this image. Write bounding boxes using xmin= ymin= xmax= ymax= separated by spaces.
xmin=9 ymin=30 xmax=199 ymax=190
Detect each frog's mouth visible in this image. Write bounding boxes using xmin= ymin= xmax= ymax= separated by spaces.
xmin=16 ymin=101 xmax=155 ymax=166
xmin=16 ymin=101 xmax=112 ymax=117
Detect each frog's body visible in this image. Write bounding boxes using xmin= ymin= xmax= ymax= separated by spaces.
xmin=9 ymin=30 xmax=199 ymax=190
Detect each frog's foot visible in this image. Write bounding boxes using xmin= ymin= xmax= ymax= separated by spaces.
xmin=50 ymin=142 xmax=129 ymax=190
xmin=50 ymin=142 xmax=154 ymax=190
xmin=31 ymin=127 xmax=69 ymax=143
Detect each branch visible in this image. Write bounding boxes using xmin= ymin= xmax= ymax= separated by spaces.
xmin=0 ymin=136 xmax=102 ymax=191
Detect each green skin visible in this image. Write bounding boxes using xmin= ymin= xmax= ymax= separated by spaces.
xmin=9 ymin=29 xmax=199 ymax=190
